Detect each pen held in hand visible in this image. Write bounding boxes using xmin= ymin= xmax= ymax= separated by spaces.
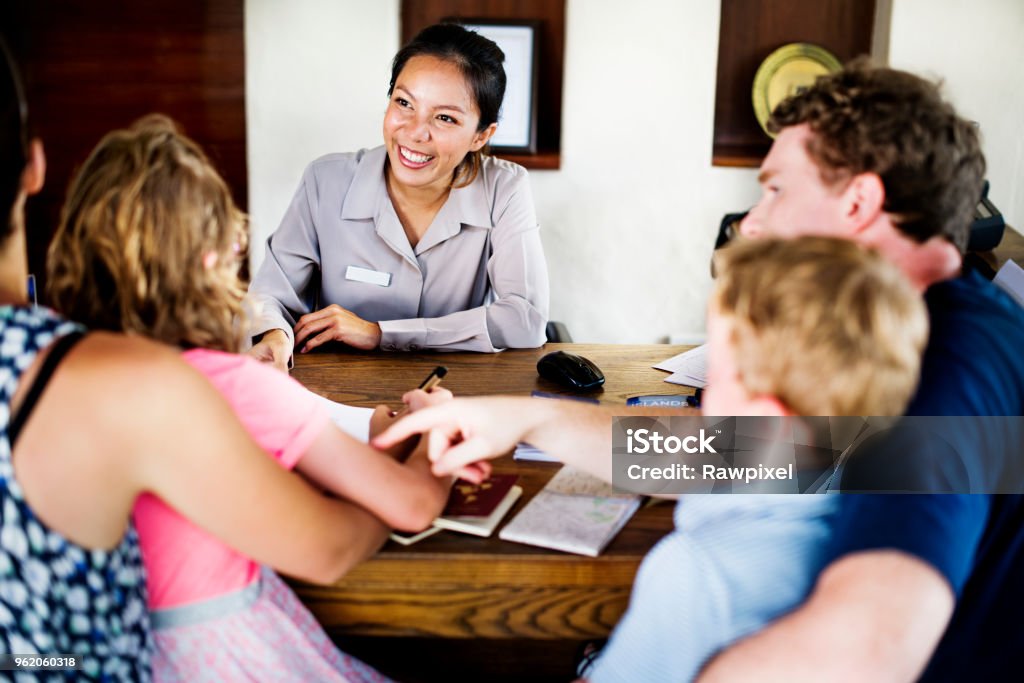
xmin=418 ymin=365 xmax=448 ymax=392
xmin=391 ymin=366 xmax=448 ymax=417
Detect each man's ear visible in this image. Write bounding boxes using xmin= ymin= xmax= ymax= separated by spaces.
xmin=21 ymin=139 xmax=46 ymax=196
xmin=469 ymin=123 xmax=497 ymax=152
xmin=841 ymin=172 xmax=885 ymax=235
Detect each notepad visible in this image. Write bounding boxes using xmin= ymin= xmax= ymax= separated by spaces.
xmin=498 ymin=467 xmax=641 ymax=557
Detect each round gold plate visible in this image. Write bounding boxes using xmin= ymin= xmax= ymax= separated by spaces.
xmin=752 ymin=43 xmax=842 ymax=137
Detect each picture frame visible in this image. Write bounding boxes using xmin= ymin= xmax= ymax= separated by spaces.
xmin=453 ymin=19 xmax=540 ymax=154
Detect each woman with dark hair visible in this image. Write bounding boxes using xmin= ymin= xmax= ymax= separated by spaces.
xmin=247 ymin=23 xmax=550 ymax=370
xmin=0 ymin=40 xmax=402 ymax=681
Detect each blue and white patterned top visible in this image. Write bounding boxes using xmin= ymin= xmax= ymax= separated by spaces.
xmin=0 ymin=306 xmax=152 ymax=681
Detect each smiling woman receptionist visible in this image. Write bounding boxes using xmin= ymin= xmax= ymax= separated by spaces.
xmin=247 ymin=24 xmax=550 ymax=370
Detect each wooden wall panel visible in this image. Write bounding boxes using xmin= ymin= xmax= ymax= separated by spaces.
xmin=1 ymin=0 xmax=246 ymax=296
xmin=713 ymin=0 xmax=876 ymax=166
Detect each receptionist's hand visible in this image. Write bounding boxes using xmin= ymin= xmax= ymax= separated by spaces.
xmin=294 ymin=304 xmax=383 ymax=353
xmin=247 ymin=329 xmax=291 ymax=373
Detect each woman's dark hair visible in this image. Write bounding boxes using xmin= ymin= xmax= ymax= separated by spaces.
xmin=1 ymin=36 xmax=29 ymax=243
xmin=389 ymin=23 xmax=506 ymax=187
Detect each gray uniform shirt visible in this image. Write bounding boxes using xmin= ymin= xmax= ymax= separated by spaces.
xmin=247 ymin=146 xmax=550 ymax=355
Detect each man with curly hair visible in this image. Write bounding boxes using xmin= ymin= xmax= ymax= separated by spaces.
xmin=702 ymin=60 xmax=1024 ymax=682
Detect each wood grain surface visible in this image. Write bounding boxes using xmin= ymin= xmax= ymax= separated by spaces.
xmin=291 ymin=342 xmax=695 ymax=408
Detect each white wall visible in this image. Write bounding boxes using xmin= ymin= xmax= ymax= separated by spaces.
xmin=245 ymin=0 xmax=400 ymax=271
xmin=531 ymin=0 xmax=759 ymax=343
xmin=245 ymin=0 xmax=1024 ymax=344
xmin=888 ymin=0 xmax=1024 ymax=234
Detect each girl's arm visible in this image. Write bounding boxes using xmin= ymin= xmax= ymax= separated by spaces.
xmin=296 ymin=422 xmax=453 ymax=532
xmin=18 ymin=334 xmax=388 ymax=584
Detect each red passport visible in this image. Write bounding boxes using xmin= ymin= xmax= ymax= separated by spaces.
xmin=442 ymin=474 xmax=520 ymax=517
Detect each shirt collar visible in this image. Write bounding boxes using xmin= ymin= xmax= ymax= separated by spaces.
xmin=444 ymin=163 xmax=493 ymax=228
xmin=340 ymin=146 xmax=389 ymax=221
xmin=415 ymin=166 xmax=493 ymax=253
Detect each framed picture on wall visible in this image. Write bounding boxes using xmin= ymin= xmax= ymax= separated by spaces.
xmin=455 ymin=19 xmax=540 ymax=154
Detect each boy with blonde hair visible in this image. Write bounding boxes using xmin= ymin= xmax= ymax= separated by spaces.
xmin=584 ymin=236 xmax=927 ymax=682
xmin=705 ymin=236 xmax=927 ymax=417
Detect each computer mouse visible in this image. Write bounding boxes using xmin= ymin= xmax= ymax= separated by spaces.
xmin=536 ymin=351 xmax=605 ymax=391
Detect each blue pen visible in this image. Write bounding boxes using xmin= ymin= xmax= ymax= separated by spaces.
xmin=687 ymin=388 xmax=703 ymax=408
xmin=26 ymin=274 xmax=36 ymax=307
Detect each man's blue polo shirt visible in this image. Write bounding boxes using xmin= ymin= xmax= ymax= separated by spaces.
xmin=831 ymin=270 xmax=1024 ymax=680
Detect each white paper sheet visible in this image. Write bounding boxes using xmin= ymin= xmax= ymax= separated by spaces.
xmin=309 ymin=392 xmax=374 ymax=443
xmin=513 ymin=442 xmax=560 ymax=463
xmin=994 ymin=259 xmax=1024 ymax=309
xmin=654 ymin=344 xmax=708 ymax=388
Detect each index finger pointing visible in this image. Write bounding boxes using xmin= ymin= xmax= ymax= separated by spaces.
xmin=372 ymin=404 xmax=454 ymax=448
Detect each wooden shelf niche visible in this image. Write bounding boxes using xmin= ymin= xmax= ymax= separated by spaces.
xmin=713 ymin=0 xmax=878 ymax=167
xmin=401 ymin=0 xmax=565 ymax=170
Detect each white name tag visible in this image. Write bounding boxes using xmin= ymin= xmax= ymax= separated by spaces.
xmin=345 ymin=265 xmax=391 ymax=287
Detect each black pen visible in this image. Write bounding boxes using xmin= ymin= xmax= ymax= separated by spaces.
xmin=392 ymin=366 xmax=448 ymax=417
xmin=418 ymin=365 xmax=448 ymax=392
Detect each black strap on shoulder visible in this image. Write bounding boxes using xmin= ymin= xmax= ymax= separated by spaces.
xmin=8 ymin=330 xmax=86 ymax=448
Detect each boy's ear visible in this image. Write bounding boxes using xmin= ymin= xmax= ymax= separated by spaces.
xmin=841 ymin=172 xmax=885 ymax=235
xmin=747 ymin=394 xmax=793 ymax=417
xmin=21 ymin=139 xmax=46 ymax=196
